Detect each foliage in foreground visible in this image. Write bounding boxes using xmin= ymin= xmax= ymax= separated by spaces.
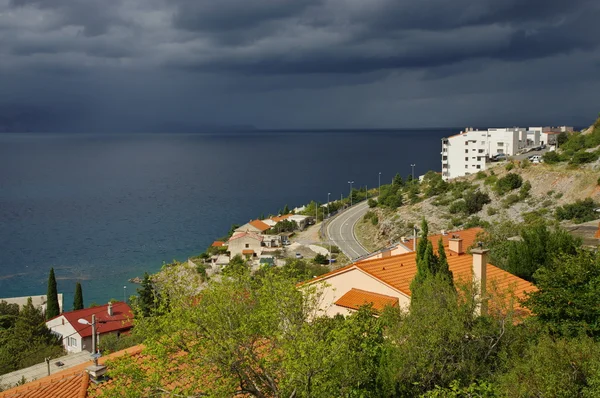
xmin=0 ymin=298 xmax=64 ymax=375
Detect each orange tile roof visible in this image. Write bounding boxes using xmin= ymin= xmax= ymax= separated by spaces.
xmin=249 ymin=219 xmax=271 ymax=232
xmin=242 ymin=249 xmax=255 ymax=255
xmin=271 ymin=214 xmax=292 ymax=222
xmin=403 ymin=227 xmax=483 ymax=252
xmin=306 ymin=248 xmax=536 ymax=313
xmin=335 ymin=288 xmax=399 ymax=312
xmin=0 ymin=345 xmax=144 ymax=398
xmin=211 ymin=241 xmax=225 ymax=247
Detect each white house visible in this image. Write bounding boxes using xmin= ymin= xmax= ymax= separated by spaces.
xmin=46 ymin=302 xmax=133 ymax=354
xmin=442 ymin=127 xmax=522 ymax=180
xmin=235 ymin=220 xmax=271 ymax=234
xmin=302 ymin=237 xmax=536 ymax=318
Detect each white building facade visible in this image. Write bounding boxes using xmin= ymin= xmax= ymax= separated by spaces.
xmin=442 ymin=127 xmax=524 ymax=180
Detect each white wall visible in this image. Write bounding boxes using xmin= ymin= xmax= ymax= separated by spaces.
xmin=228 ymin=235 xmax=262 ymax=257
xmin=311 ymin=267 xmax=410 ymax=317
xmin=46 ymin=316 xmax=83 ymax=353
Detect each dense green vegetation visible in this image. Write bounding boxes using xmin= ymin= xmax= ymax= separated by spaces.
xmin=73 ymin=282 xmax=84 ymax=311
xmin=555 ymin=197 xmax=600 ymax=224
xmin=543 ymin=116 xmax=600 ymax=165
xmin=0 ymin=298 xmax=64 ymax=375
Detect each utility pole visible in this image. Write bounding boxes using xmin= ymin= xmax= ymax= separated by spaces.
xmin=411 ymin=164 xmax=416 ymax=182
xmin=327 ymin=192 xmax=331 ymax=217
xmin=378 ymin=172 xmax=381 ymax=196
xmin=348 ymin=181 xmax=354 ymax=207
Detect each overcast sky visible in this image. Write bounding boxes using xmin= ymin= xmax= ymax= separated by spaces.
xmin=1 ymin=0 xmax=599 ymax=131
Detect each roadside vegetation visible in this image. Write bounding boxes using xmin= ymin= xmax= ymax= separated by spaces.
xmin=93 ymin=218 xmax=600 ymax=397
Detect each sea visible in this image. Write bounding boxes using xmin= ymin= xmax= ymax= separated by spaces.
xmin=0 ymin=129 xmax=455 ymax=308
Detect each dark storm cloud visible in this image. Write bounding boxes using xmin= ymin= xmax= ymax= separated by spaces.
xmin=0 ymin=0 xmax=599 ymax=130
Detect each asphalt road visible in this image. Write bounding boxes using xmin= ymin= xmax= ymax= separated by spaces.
xmin=326 ymin=200 xmax=371 ymax=261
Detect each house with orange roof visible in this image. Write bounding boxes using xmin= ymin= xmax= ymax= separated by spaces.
xmin=228 ymin=231 xmax=264 ymax=259
xmin=211 ymin=241 xmax=226 ymax=248
xmin=45 ymin=302 xmax=133 ymax=354
xmin=360 ymin=227 xmax=483 ymax=261
xmin=235 ymin=219 xmax=271 ymax=234
xmin=303 ymin=235 xmax=535 ymax=318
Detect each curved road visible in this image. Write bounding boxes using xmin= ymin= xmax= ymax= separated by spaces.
xmin=326 ymin=201 xmax=371 ymax=261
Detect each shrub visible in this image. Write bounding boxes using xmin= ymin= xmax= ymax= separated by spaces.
xmin=475 ymin=171 xmax=487 ymax=180
xmin=371 ymin=215 xmax=379 ymax=226
xmin=463 ymin=216 xmax=489 ymax=229
xmin=487 ymin=207 xmax=497 ymax=216
xmin=520 ymin=159 xmax=530 ymax=169
xmin=505 ymin=162 xmax=515 ymax=171
xmin=313 ymin=253 xmax=329 ymax=265
xmin=519 ymin=181 xmax=532 ymax=200
xmin=569 ymin=150 xmax=599 ymax=165
xmin=554 ymin=192 xmax=563 ymax=199
xmin=363 ymin=210 xmax=376 ymax=221
xmin=464 ymin=190 xmax=491 ymax=214
xmin=450 ymin=217 xmax=464 ymax=227
xmin=546 ymin=190 xmax=555 ymax=196
xmin=542 ymin=199 xmax=553 ymax=208
xmin=543 ymin=151 xmax=561 ymax=164
xmin=448 ymin=200 xmax=467 ymax=214
xmin=494 ymin=173 xmax=523 ymax=195
xmin=555 ymin=198 xmax=599 ymax=223
xmin=484 ymin=175 xmax=498 ymax=186
xmin=367 ymin=198 xmax=377 ymax=208
xmin=502 ymin=194 xmax=520 ymax=208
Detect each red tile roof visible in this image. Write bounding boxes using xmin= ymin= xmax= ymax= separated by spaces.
xmin=54 ymin=302 xmax=133 ymax=338
xmin=335 ymin=288 xmax=399 ymax=312
xmin=271 ymin=214 xmax=292 ymax=222
xmin=248 ymin=220 xmax=271 ymax=232
xmin=211 ymin=241 xmax=225 ymax=247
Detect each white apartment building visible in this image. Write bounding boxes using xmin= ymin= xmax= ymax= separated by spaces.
xmin=441 ymin=127 xmax=521 ymax=180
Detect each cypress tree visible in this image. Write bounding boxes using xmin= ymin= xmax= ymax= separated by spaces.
xmin=46 ymin=268 xmax=60 ymax=319
xmin=137 ymin=272 xmax=155 ymax=317
xmin=437 ymin=237 xmax=454 ymax=285
xmin=73 ymin=282 xmax=84 ymax=310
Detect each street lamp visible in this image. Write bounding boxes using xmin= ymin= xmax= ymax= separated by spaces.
xmin=410 ymin=164 xmax=416 ymax=182
xmin=327 ymin=192 xmax=331 ymax=217
xmin=378 ymin=172 xmax=381 ymax=196
xmin=348 ymin=181 xmax=354 ymax=207
xmin=123 ymin=286 xmax=127 ymax=303
xmin=78 ymin=315 xmax=98 ymax=365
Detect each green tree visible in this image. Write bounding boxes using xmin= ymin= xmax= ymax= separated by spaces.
xmin=73 ymin=282 xmax=84 ymax=311
xmin=525 ymin=250 xmax=600 ymax=338
xmin=498 ymin=335 xmax=600 ymax=397
xmin=136 ymin=272 xmax=158 ymax=317
xmin=393 ymin=173 xmax=404 ymax=187
xmin=283 ymin=204 xmax=290 ymax=214
xmin=45 ymin=268 xmax=60 ymax=319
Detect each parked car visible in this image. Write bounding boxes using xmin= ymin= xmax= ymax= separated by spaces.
xmin=529 ymin=155 xmax=543 ymax=163
xmin=295 ymin=253 xmax=303 ymax=259
xmin=491 ymin=153 xmax=507 ymax=162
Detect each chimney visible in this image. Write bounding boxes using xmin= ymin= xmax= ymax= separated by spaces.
xmin=107 ymin=302 xmax=113 ymax=316
xmin=448 ymin=236 xmax=463 ymax=255
xmin=471 ymin=248 xmax=489 ymax=316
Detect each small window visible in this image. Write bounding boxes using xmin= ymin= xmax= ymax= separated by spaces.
xmin=245 ymin=243 xmax=249 ymax=248
xmin=465 ymin=157 xmax=468 ymax=161
xmin=465 ymin=165 xmax=468 ymax=169
xmin=497 ymin=142 xmax=504 ymax=146
xmin=465 ymin=149 xmax=468 ymax=153
xmin=69 ymin=337 xmax=77 ymax=347
xmin=476 ymin=165 xmax=481 ymax=169
xmin=478 ymin=149 xmax=484 ymax=153
xmin=481 ymin=141 xmax=485 ymax=145
xmin=465 ymin=141 xmax=469 ymax=145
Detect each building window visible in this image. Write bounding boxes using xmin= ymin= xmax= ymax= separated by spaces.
xmin=465 ymin=141 xmax=469 ymax=145
xmin=497 ymin=142 xmax=504 ymax=146
xmin=478 ymin=149 xmax=484 ymax=153
xmin=476 ymin=165 xmax=481 ymax=169
xmin=68 ymin=337 xmax=77 ymax=347
xmin=481 ymin=141 xmax=485 ymax=145
xmin=465 ymin=157 xmax=468 ymax=161
xmin=465 ymin=165 xmax=468 ymax=169
xmin=465 ymin=149 xmax=468 ymax=153
xmin=245 ymin=243 xmax=249 ymax=248
xmin=477 ymin=157 xmax=482 ymax=161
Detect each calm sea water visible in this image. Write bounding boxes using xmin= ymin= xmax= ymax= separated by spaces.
xmin=0 ymin=130 xmax=453 ymax=307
